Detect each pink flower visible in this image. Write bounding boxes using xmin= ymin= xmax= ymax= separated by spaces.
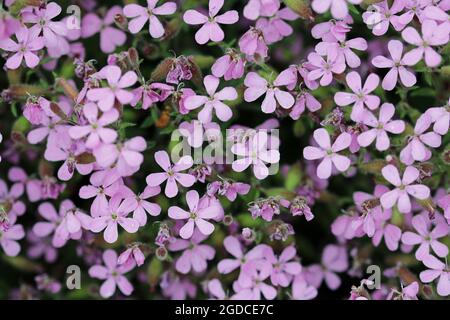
xmin=312 ymin=0 xmax=362 ymax=20
xmin=372 ymin=40 xmax=417 ymax=91
xmin=79 ymin=171 xmax=126 ymax=217
xmin=315 ymin=37 xmax=368 ymax=68
xmin=33 ymin=200 xmax=92 ymax=248
xmin=218 ymin=236 xmax=267 ymax=276
xmin=400 ymin=113 xmax=442 ymax=165
xmin=93 ymin=136 xmax=147 ymax=177
xmin=81 ymin=6 xmax=127 ymax=53
xmin=289 ymin=91 xmax=321 ymax=120
xmin=125 ymin=186 xmax=161 ymax=226
xmin=244 ymin=72 xmax=295 ymax=114
xmin=184 ymin=75 xmax=237 ymax=123
xmin=44 ymin=132 xmax=94 ymax=181
xmin=0 ymin=27 xmax=44 ymax=69
xmin=425 ymin=105 xmax=450 ymax=135
xmin=357 ymin=103 xmax=405 ymax=151
xmin=69 ymin=103 xmax=119 ymax=149
xmin=0 ymin=215 xmax=24 ymax=257
xmin=264 ymin=246 xmax=302 ymax=287
xmin=0 ymin=178 xmax=25 ymax=220
xmin=87 ymin=65 xmax=138 ymax=112
xmin=307 ymin=51 xmax=346 ymax=87
xmin=380 ymin=165 xmax=431 ymax=214
xmin=238 ymin=27 xmax=269 ymax=58
xmin=255 ymin=8 xmax=298 ymax=44
xmin=233 ymin=266 xmax=277 ymax=300
xmin=146 ymin=151 xmax=196 ymax=198
xmin=291 ymin=275 xmax=318 ymax=300
xmin=387 ymin=281 xmax=419 ymax=300
xmin=211 ymin=49 xmax=246 ymax=81
xmin=304 ymin=244 xmax=348 ymax=290
xmin=123 ymin=0 xmax=177 ymax=38
xmin=401 ymin=19 xmax=449 ymax=67
xmin=311 ymin=20 xmax=351 ymax=42
xmin=168 ymin=231 xmax=215 ymax=274
xmin=207 ymin=180 xmax=251 ymax=201
xmin=22 ymin=2 xmax=67 ymax=48
xmin=243 ymin=0 xmax=281 ymax=20
xmin=401 ymin=214 xmax=449 ymax=260
xmin=168 ymin=190 xmax=221 ymax=239
xmin=362 ymin=0 xmax=405 ymax=36
xmin=90 ymin=194 xmax=140 ymax=243
xmin=118 ymin=244 xmax=146 ymax=267
xmin=334 ymin=71 xmax=380 ymax=122
xmin=89 ymin=249 xmax=134 ymax=298
xmin=131 ymin=83 xmax=174 ymax=110
xmin=303 ymin=128 xmax=352 ymax=179
xmin=232 ymin=131 xmax=280 ymax=180
xmin=183 ymin=0 xmax=239 ymax=45
xmin=419 ymin=255 xmax=450 ymax=297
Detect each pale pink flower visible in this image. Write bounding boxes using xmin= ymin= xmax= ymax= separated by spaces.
xmin=289 ymin=91 xmax=321 ymax=120
xmin=401 ymin=19 xmax=449 ymax=67
xmin=231 ymin=131 xmax=280 ymax=180
xmin=21 ymin=2 xmax=67 ymax=48
xmin=315 ymin=37 xmax=368 ymax=68
xmin=87 ymin=65 xmax=138 ymax=112
xmin=0 ymin=27 xmax=44 ymax=69
xmin=44 ymin=131 xmax=94 ymax=181
xmin=233 ymin=266 xmax=277 ymax=300
xmin=183 ymin=0 xmax=239 ymax=44
xmin=401 ymin=214 xmax=449 ymax=260
xmin=33 ymin=200 xmax=92 ymax=248
xmin=90 ymin=194 xmax=139 ymax=244
xmin=89 ymin=249 xmax=134 ymax=298
xmin=303 ymin=128 xmax=352 ymax=179
xmin=372 ymin=40 xmax=417 ymax=91
xmin=69 ymin=102 xmax=119 ymax=149
xmin=312 ymin=0 xmax=363 ymax=20
xmin=334 ymin=71 xmax=380 ymax=121
xmin=217 ymin=236 xmax=267 ymax=277
xmin=81 ymin=6 xmax=127 ymax=53
xmin=211 ymin=49 xmax=246 ymax=81
xmin=79 ymin=173 xmax=125 ymax=217
xmin=184 ymin=75 xmax=237 ymax=123
xmin=168 ymin=190 xmax=221 ymax=239
xmin=264 ymin=246 xmax=302 ymax=287
xmin=400 ymin=113 xmax=442 ymax=165
xmin=362 ymin=0 xmax=405 ymax=36
xmin=307 ymin=51 xmax=346 ymax=86
xmin=168 ymin=231 xmax=215 ymax=274
xmin=0 ymin=215 xmax=24 ymax=257
xmin=131 ymin=83 xmax=173 ymax=110
xmin=357 ymin=103 xmax=405 ymax=151
xmin=93 ymin=136 xmax=147 ymax=177
xmin=311 ymin=19 xmax=351 ymax=42
xmin=123 ymin=0 xmax=177 ymax=38
xmin=244 ymin=72 xmax=295 ymax=113
xmin=238 ymin=27 xmax=268 ymax=58
xmin=304 ymin=244 xmax=348 ymax=290
xmin=425 ymin=105 xmax=450 ymax=135
xmin=124 ymin=186 xmax=161 ymax=226
xmin=380 ymin=165 xmax=431 ymax=214
xmin=291 ymin=275 xmax=318 ymax=300
xmin=255 ymin=7 xmax=298 ymax=44
xmin=243 ymin=0 xmax=281 ymax=20
xmin=419 ymin=255 xmax=450 ymax=297
xmin=146 ymin=151 xmax=195 ymax=198
xmin=118 ymin=244 xmax=145 ymax=267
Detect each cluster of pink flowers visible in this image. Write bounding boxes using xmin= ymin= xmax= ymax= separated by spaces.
xmin=0 ymin=0 xmax=449 ymax=301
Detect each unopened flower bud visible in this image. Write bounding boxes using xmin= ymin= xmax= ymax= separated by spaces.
xmin=222 ymin=215 xmax=234 ymax=226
